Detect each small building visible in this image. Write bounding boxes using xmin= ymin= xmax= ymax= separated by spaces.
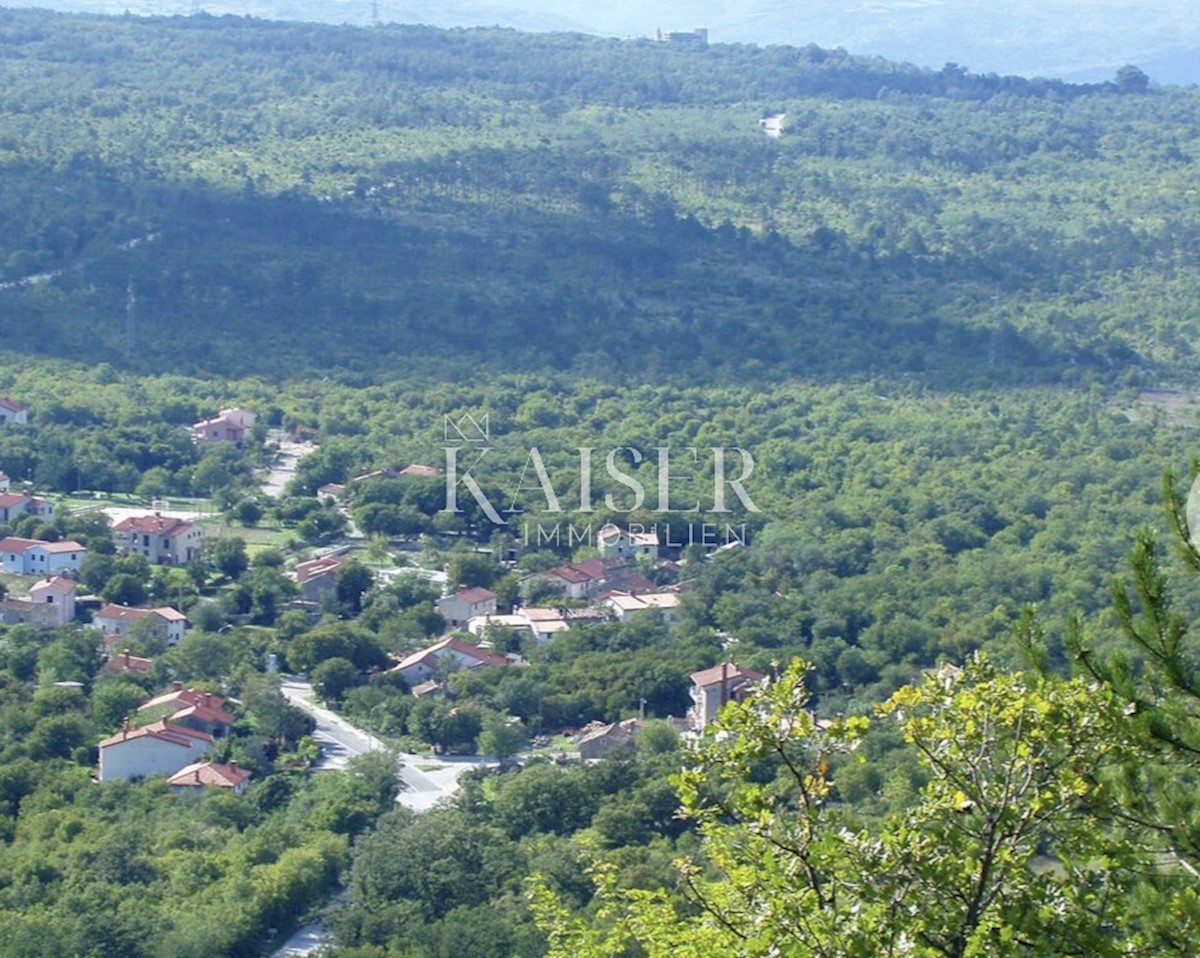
xmin=656 ymin=27 xmax=708 ymax=44
xmin=759 ymin=113 xmax=786 ymax=138
xmin=97 ymin=719 xmax=213 ymax=782
xmin=168 ymin=761 xmax=252 ymax=795
xmin=112 ymin=514 xmax=203 ymax=565
xmin=0 ymin=397 xmax=28 ymax=425
xmin=437 ymin=585 xmax=498 ymax=629
xmin=105 ymin=648 xmax=154 ymax=675
xmin=467 ymin=613 xmax=534 ymax=643
xmin=192 ymin=407 xmax=256 ymax=448
xmin=0 ymin=536 xmax=86 ymax=575
xmin=93 ymin=603 xmax=188 ymax=646
xmin=0 ymin=575 xmax=77 ymax=628
xmin=0 ymin=493 xmax=52 ymax=523
xmin=576 ymin=718 xmax=640 ymax=760
xmin=388 ymin=636 xmax=508 ymax=688
xmin=604 ymin=590 xmax=681 ymax=622
xmin=688 ymin=661 xmax=766 ymax=732
xmin=137 ymin=683 xmax=234 ymax=737
xmin=597 ymin=523 xmax=660 ymax=562
xmin=293 ymin=552 xmax=348 ymax=602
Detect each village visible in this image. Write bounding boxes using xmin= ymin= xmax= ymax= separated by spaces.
xmin=0 ymin=396 xmax=768 ymax=801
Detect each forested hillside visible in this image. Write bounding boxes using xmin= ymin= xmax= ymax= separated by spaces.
xmin=5 ymin=10 xmax=1200 ymax=958
xmin=0 ymin=9 xmax=1197 ymax=385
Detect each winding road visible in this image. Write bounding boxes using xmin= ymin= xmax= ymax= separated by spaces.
xmin=271 ymin=679 xmax=487 ymax=956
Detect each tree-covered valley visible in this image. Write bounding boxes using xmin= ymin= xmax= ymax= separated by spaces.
xmin=3 ymin=8 xmax=1200 ymax=957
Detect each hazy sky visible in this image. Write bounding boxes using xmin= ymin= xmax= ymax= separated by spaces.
xmin=9 ymin=0 xmax=1199 ymax=82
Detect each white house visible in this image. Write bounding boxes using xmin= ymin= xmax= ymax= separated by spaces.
xmin=0 ymin=493 xmax=52 ymax=523
xmin=597 ymin=523 xmax=660 ymax=561
xmin=167 ymin=761 xmax=252 ymax=795
xmin=137 ymin=683 xmax=234 ymax=737
xmin=28 ymin=575 xmax=77 ymax=624
xmin=0 ymin=536 xmax=86 ymax=575
xmin=604 ymin=590 xmax=681 ymax=622
xmin=192 ymin=407 xmax=256 ymax=447
xmin=388 ymin=636 xmax=508 ymax=687
xmin=93 ymin=603 xmax=188 ymax=646
xmin=436 ymin=586 xmax=498 ymax=629
xmin=112 ymin=514 xmax=203 ymax=565
xmin=687 ymin=662 xmax=766 ymax=732
xmin=0 ymin=398 xmax=28 ymax=425
xmin=467 ymin=613 xmax=534 ymax=642
xmin=97 ymin=719 xmax=213 ymax=782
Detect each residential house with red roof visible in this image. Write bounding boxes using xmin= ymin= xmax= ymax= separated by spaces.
xmin=0 ymin=536 xmax=86 ymax=575
xmin=112 ymin=514 xmax=203 ymax=565
xmin=528 ymin=558 xmax=634 ymax=601
xmin=388 ymin=636 xmax=508 ymax=687
xmin=168 ymin=761 xmax=252 ymax=795
xmin=105 ymin=649 xmax=154 ymax=675
xmin=98 ymin=718 xmax=213 ymax=782
xmin=191 ymin=407 xmax=256 ymax=448
xmin=0 ymin=493 xmax=52 ymax=524
xmin=137 ymin=683 xmax=234 ymax=737
xmin=688 ymin=662 xmax=767 ymax=732
xmin=0 ymin=397 xmax=28 ymax=425
xmin=293 ymin=552 xmax=348 ymax=602
xmin=93 ymin=603 xmax=188 ymax=646
xmin=436 ymin=585 xmax=498 ymax=629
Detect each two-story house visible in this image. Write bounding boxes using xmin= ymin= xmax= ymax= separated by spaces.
xmin=436 ymin=585 xmax=498 ymax=629
xmin=93 ymin=603 xmax=188 ymax=646
xmin=112 ymin=514 xmax=203 ymax=565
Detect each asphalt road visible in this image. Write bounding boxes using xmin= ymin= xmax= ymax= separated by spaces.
xmin=279 ymin=677 xmax=484 ymax=812
xmin=271 ymin=679 xmax=485 ymax=957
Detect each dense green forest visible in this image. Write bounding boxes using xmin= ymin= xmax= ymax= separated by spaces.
xmin=3 ymin=8 xmax=1200 ymax=957
xmin=0 ymin=9 xmax=1197 ymax=384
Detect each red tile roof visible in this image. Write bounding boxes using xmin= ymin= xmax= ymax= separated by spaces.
xmin=139 ymin=686 xmax=231 ymax=722
xmin=0 ymin=536 xmax=42 ymax=553
xmin=98 ymin=718 xmax=213 ymax=750
xmin=105 ymin=650 xmax=153 ymax=674
xmin=167 ymin=761 xmax=252 ymax=790
xmin=0 ymin=494 xmax=31 ymax=510
xmin=690 ymin=662 xmax=766 ymax=689
xmin=96 ymin=603 xmax=185 ymax=624
xmin=448 ymin=586 xmax=496 ymax=605
xmin=113 ymin=515 xmax=196 ymax=536
xmin=0 ymin=397 xmax=26 ymax=414
xmin=295 ymin=553 xmax=348 ymax=584
xmin=389 ymin=636 xmax=508 ymax=676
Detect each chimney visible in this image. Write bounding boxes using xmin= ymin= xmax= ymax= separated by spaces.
xmin=204 ymin=692 xmax=213 ymax=708
xmin=194 ymin=768 xmax=201 ymax=783
xmin=122 ymin=649 xmax=131 ymax=666
xmin=173 ymin=680 xmax=183 ymax=691
xmin=122 ymin=716 xmax=130 ymax=739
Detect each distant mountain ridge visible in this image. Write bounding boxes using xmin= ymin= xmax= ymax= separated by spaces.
xmin=2 ymin=0 xmax=1197 ymax=82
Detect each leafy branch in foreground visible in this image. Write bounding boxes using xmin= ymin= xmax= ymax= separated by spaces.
xmin=532 ymin=657 xmax=1137 ymax=957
